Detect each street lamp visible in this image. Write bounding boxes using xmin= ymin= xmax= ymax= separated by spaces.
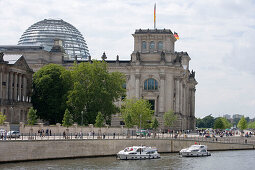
xmin=81 ymin=111 xmax=83 ymax=126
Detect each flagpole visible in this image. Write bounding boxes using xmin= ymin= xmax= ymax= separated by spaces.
xmin=154 ymin=3 xmax=156 ymax=29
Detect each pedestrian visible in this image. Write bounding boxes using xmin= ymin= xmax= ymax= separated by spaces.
xmin=49 ymin=129 xmax=52 ymax=136
xmin=113 ymin=132 xmax=115 ymax=139
xmin=92 ymin=131 xmax=95 ymax=139
xmin=46 ymin=129 xmax=49 ymax=136
xmin=63 ymin=131 xmax=66 ymax=139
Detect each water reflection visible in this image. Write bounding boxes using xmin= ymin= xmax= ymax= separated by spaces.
xmin=1 ymin=150 xmax=255 ymax=170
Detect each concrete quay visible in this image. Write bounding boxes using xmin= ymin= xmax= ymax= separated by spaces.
xmin=0 ymin=138 xmax=254 ymax=163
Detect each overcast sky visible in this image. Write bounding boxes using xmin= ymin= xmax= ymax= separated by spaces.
xmin=0 ymin=0 xmax=254 ymax=118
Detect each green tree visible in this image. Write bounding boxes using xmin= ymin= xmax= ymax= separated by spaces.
xmin=67 ymin=61 xmax=125 ymax=125
xmin=163 ymin=110 xmax=177 ymax=128
xmin=27 ymin=107 xmax=37 ymax=125
xmin=123 ymin=113 xmax=133 ymax=129
xmin=151 ymin=117 xmax=159 ymax=130
xmin=121 ymin=98 xmax=153 ymax=129
xmin=221 ymin=117 xmax=232 ymax=129
xmin=95 ymin=112 xmax=104 ymax=128
xmin=32 ymin=64 xmax=71 ymax=124
xmin=62 ymin=109 xmax=73 ymax=128
xmin=196 ymin=118 xmax=205 ymax=128
xmin=0 ymin=112 xmax=6 ymax=125
xmin=203 ymin=115 xmax=215 ymax=128
xmin=214 ymin=117 xmax=225 ymax=129
xmin=248 ymin=121 xmax=255 ymax=129
xmin=237 ymin=116 xmax=247 ymax=131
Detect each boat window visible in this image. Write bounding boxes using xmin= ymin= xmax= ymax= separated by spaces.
xmin=200 ymin=146 xmax=204 ymax=148
xmin=201 ymin=149 xmax=206 ymax=152
xmin=191 ymin=150 xmax=199 ymax=152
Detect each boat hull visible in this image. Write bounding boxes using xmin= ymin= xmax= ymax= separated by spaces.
xmin=117 ymin=153 xmax=160 ymax=160
xmin=180 ymin=152 xmax=211 ymax=157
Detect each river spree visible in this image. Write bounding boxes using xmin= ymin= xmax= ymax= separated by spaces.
xmin=1 ymin=150 xmax=254 ymax=170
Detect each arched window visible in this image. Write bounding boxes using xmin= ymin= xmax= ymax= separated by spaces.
xmin=144 ymin=78 xmax=158 ymax=90
xmin=149 ymin=41 xmax=155 ymax=50
xmin=142 ymin=41 xmax=147 ymax=49
xmin=158 ymin=41 xmax=163 ymax=50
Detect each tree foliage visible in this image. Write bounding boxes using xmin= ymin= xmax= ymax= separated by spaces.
xmin=32 ymin=64 xmax=71 ymax=124
xmin=151 ymin=117 xmax=159 ymax=130
xmin=121 ymin=98 xmax=153 ymax=129
xmin=124 ymin=113 xmax=133 ymax=128
xmin=0 ymin=112 xmax=6 ymax=125
xmin=214 ymin=117 xmax=232 ymax=129
xmin=27 ymin=107 xmax=37 ymax=125
xmin=214 ymin=117 xmax=225 ymax=129
xmin=237 ymin=116 xmax=247 ymax=131
xmin=163 ymin=110 xmax=177 ymax=128
xmin=248 ymin=121 xmax=255 ymax=129
xmin=67 ymin=61 xmax=126 ymax=125
xmin=62 ymin=109 xmax=73 ymax=128
xmin=95 ymin=112 xmax=104 ymax=128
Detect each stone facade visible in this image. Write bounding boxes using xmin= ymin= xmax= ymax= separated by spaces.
xmin=104 ymin=29 xmax=197 ymax=130
xmin=0 ymin=52 xmax=33 ymax=123
xmin=0 ymin=29 xmax=197 ymax=130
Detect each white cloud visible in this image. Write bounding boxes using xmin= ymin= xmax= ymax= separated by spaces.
xmin=0 ymin=0 xmax=254 ymax=118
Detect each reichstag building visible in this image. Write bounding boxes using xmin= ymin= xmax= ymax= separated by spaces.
xmin=0 ymin=19 xmax=197 ymax=130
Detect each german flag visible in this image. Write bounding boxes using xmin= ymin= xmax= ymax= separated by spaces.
xmin=174 ymin=32 xmax=179 ymax=40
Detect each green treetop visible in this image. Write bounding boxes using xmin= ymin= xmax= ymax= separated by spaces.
xmin=95 ymin=112 xmax=104 ymax=128
xmin=27 ymin=107 xmax=37 ymax=125
xmin=151 ymin=117 xmax=159 ymax=130
xmin=163 ymin=110 xmax=177 ymax=128
xmin=62 ymin=109 xmax=73 ymax=128
xmin=237 ymin=116 xmax=248 ymax=131
xmin=67 ymin=60 xmax=126 ymax=125
xmin=124 ymin=113 xmax=133 ymax=129
xmin=32 ymin=64 xmax=72 ymax=124
xmin=121 ymin=98 xmax=153 ymax=129
xmin=0 ymin=112 xmax=6 ymax=125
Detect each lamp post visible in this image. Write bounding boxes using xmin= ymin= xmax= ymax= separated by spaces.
xmin=140 ymin=114 xmax=141 ymax=130
xmin=81 ymin=111 xmax=83 ymax=126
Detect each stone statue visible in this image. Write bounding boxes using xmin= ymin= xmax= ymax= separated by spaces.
xmin=161 ymin=51 xmax=165 ymax=62
xmin=136 ymin=51 xmax=140 ymax=61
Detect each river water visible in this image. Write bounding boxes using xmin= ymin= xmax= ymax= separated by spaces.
xmin=1 ymin=150 xmax=254 ymax=170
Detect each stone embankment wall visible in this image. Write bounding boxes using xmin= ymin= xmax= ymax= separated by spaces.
xmin=0 ymin=139 xmax=254 ymax=163
xmin=19 ymin=122 xmax=135 ymax=134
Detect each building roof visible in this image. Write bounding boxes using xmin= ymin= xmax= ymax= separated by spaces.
xmin=3 ymin=54 xmax=23 ymax=64
xmin=18 ymin=19 xmax=90 ymax=60
xmin=135 ymin=29 xmax=173 ymax=34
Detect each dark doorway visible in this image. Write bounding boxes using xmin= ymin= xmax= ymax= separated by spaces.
xmin=148 ymin=100 xmax=155 ymax=111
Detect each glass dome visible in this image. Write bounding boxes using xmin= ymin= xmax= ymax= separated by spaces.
xmin=18 ymin=19 xmax=90 ymax=60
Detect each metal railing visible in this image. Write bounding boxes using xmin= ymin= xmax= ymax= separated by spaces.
xmin=1 ymin=133 xmax=255 ymax=145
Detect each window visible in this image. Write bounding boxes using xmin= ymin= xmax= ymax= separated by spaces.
xmin=142 ymin=41 xmax=146 ymax=49
xmin=122 ymin=83 xmax=126 ymax=89
xmin=144 ymin=78 xmax=158 ymax=90
xmin=158 ymin=41 xmax=163 ymax=50
xmin=149 ymin=41 xmax=155 ymax=50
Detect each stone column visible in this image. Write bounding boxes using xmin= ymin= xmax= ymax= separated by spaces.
xmin=14 ymin=73 xmax=18 ymax=101
xmin=175 ymin=79 xmax=180 ymax=113
xmin=159 ymin=74 xmax=165 ymax=113
xmin=0 ymin=69 xmax=2 ymax=99
xmin=5 ymin=72 xmax=9 ymax=99
xmin=18 ymin=74 xmax=22 ymax=101
xmin=135 ymin=74 xmax=140 ymax=98
xmin=179 ymin=81 xmax=183 ymax=114
xmin=9 ymin=72 xmax=13 ymax=100
xmin=23 ymin=76 xmax=27 ymax=102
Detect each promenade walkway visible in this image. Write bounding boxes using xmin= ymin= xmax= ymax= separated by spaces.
xmin=1 ymin=132 xmax=255 ymax=145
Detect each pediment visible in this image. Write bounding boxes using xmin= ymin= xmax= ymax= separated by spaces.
xmin=14 ymin=56 xmax=33 ymax=72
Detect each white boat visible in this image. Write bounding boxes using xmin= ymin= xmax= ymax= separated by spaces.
xmin=180 ymin=145 xmax=211 ymax=157
xmin=117 ymin=146 xmax=160 ymax=160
